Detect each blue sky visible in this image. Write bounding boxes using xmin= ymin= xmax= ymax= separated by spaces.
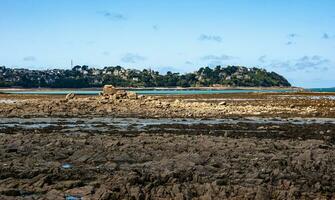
xmin=0 ymin=0 xmax=334 ymax=87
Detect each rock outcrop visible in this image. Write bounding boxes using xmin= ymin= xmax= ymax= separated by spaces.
xmin=101 ymin=85 xmax=138 ymax=100
xmin=102 ymin=85 xmax=118 ymax=95
xmin=65 ymin=93 xmax=75 ymax=100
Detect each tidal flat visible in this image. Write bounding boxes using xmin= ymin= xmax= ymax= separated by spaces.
xmin=0 ymin=92 xmax=334 ymax=199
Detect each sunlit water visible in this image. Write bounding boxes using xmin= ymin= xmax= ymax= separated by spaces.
xmin=1 ymin=88 xmax=333 ymax=95
xmin=1 ymin=89 xmax=293 ymax=95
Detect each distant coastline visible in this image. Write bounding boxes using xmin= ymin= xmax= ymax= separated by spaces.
xmin=0 ymin=86 xmax=301 ymax=91
xmin=0 ymin=65 xmax=291 ymax=88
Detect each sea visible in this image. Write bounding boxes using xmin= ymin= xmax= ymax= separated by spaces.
xmin=0 ymin=88 xmax=334 ymax=95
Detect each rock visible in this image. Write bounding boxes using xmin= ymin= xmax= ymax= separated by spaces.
xmin=55 ymin=180 xmax=83 ymax=190
xmin=92 ymin=187 xmax=111 ymax=200
xmin=99 ymin=99 xmax=109 ymax=104
xmin=115 ymin=90 xmax=127 ymax=99
xmin=66 ymin=186 xmax=94 ymax=197
xmin=0 ymin=189 xmax=22 ymax=196
xmin=219 ymin=101 xmax=227 ymax=106
xmin=297 ymin=150 xmax=312 ymax=164
xmin=5 ymin=143 xmax=18 ymax=153
xmin=174 ymin=99 xmax=183 ymax=105
xmin=216 ymin=178 xmax=228 ymax=186
xmin=224 ymin=131 xmax=229 ymax=138
xmin=103 ymin=85 xmax=118 ymax=95
xmin=130 ymin=186 xmax=143 ymax=200
xmin=45 ymin=189 xmax=65 ymax=200
xmin=65 ymin=93 xmax=75 ymax=100
xmin=127 ymin=91 xmax=138 ymax=100
xmin=255 ymin=186 xmax=270 ymax=200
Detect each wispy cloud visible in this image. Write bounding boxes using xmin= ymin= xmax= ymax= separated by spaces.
xmin=185 ymin=61 xmax=193 ymax=65
xmin=258 ymin=55 xmax=267 ymax=63
xmin=201 ymin=54 xmax=234 ymax=61
xmin=270 ymin=60 xmax=291 ymax=69
xmin=322 ymin=33 xmax=334 ymax=39
xmin=287 ymin=33 xmax=299 ymax=38
xmin=268 ymin=55 xmax=330 ymax=72
xmin=201 ymin=54 xmax=235 ymax=66
xmin=97 ymin=11 xmax=126 ymax=20
xmin=286 ymin=33 xmax=299 ymax=45
xmin=102 ymin=51 xmax=110 ymax=56
xmin=121 ymin=53 xmax=146 ymax=63
xmin=322 ymin=33 xmax=330 ymax=39
xmin=152 ymin=25 xmax=159 ymax=30
xmin=286 ymin=41 xmax=294 ymax=45
xmin=23 ymin=56 xmax=36 ymax=62
xmin=198 ymin=34 xmax=222 ymax=43
xmin=294 ymin=56 xmax=329 ymax=70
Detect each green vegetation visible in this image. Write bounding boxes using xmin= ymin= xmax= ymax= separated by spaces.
xmin=0 ymin=65 xmax=291 ymax=88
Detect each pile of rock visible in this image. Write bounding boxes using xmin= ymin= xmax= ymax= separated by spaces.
xmin=101 ymin=85 xmax=138 ymax=100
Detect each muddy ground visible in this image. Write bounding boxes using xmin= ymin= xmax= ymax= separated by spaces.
xmin=0 ymin=92 xmax=335 ymax=199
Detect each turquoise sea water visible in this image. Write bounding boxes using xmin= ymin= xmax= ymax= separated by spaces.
xmin=0 ymin=88 xmax=333 ymax=95
xmin=2 ymin=89 xmax=291 ymax=95
xmin=309 ymin=88 xmax=335 ymax=92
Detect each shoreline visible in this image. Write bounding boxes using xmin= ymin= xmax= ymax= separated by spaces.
xmin=0 ymin=86 xmax=302 ymax=91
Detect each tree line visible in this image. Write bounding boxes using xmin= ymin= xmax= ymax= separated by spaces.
xmin=0 ymin=65 xmax=291 ymax=88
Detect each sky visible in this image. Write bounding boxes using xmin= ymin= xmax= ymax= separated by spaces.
xmin=0 ymin=0 xmax=334 ymax=88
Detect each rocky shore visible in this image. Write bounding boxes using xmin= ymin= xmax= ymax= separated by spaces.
xmin=0 ymin=87 xmax=334 ymax=199
xmin=0 ymin=90 xmax=334 ymax=118
xmin=1 ymin=122 xmax=334 ymax=199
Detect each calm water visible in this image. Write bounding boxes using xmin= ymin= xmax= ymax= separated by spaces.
xmin=309 ymin=88 xmax=335 ymax=92
xmin=2 ymin=89 xmax=292 ymax=95
xmin=0 ymin=88 xmax=333 ymax=95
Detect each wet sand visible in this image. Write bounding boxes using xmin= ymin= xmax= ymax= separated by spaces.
xmin=0 ymin=92 xmax=334 ymax=199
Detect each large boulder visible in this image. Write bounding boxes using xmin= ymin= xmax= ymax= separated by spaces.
xmin=101 ymin=85 xmax=138 ymax=100
xmin=103 ymin=85 xmax=118 ymax=95
xmin=65 ymin=93 xmax=75 ymax=100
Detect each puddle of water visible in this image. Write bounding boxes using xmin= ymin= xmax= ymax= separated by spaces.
xmin=62 ymin=163 xmax=73 ymax=169
xmin=65 ymin=195 xmax=82 ymax=200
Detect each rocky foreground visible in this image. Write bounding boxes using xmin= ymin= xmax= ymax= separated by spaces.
xmin=1 ymin=124 xmax=335 ymax=199
xmin=0 ymin=90 xmax=335 ymax=199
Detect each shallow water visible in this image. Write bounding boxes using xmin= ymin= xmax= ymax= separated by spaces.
xmin=0 ymin=117 xmax=334 ymax=133
xmin=1 ymin=89 xmax=293 ymax=95
xmin=309 ymin=88 xmax=335 ymax=92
